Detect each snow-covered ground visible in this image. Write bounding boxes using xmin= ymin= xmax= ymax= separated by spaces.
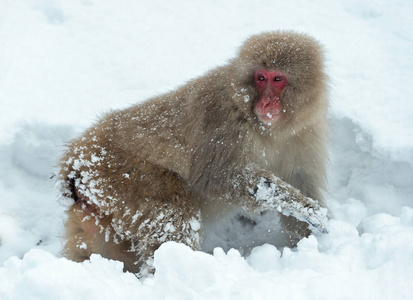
xmin=1 ymin=0 xmax=412 ymax=299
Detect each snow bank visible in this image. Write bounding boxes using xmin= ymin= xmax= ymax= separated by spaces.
xmin=0 ymin=250 xmax=157 ymax=300
xmin=1 ymin=0 xmax=412 ymax=299
xmin=2 ymin=213 xmax=413 ymax=300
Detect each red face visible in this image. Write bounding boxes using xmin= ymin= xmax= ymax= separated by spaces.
xmin=254 ymin=70 xmax=288 ymax=124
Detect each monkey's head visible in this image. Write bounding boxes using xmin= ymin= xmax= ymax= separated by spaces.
xmin=231 ymin=31 xmax=328 ymax=132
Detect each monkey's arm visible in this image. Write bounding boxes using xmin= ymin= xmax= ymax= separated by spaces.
xmin=245 ymin=174 xmax=328 ymax=234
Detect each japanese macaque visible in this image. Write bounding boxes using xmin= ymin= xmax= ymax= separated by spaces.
xmin=58 ymin=31 xmax=329 ymax=275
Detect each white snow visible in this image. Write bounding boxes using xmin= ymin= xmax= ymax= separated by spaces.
xmin=1 ymin=0 xmax=413 ymax=299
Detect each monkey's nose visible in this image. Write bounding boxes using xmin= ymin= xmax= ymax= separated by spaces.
xmin=262 ymin=96 xmax=280 ymax=106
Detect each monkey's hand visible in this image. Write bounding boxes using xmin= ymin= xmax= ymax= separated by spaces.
xmin=252 ymin=176 xmax=328 ymax=234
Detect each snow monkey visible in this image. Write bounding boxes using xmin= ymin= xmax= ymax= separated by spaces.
xmin=58 ymin=31 xmax=329 ymax=275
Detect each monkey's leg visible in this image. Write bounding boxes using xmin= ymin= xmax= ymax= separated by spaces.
xmin=248 ymin=175 xmax=328 ymax=234
xmin=64 ymin=198 xmax=135 ymax=270
xmin=125 ymin=197 xmax=202 ymax=276
xmin=64 ymin=203 xmax=96 ymax=263
xmin=63 ymin=164 xmax=201 ymax=276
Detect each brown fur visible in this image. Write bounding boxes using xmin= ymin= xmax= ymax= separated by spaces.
xmin=58 ymin=30 xmax=329 ymax=274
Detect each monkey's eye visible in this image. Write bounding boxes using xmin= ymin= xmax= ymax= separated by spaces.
xmin=257 ymin=75 xmax=266 ymax=81
xmin=274 ymin=77 xmax=283 ymax=82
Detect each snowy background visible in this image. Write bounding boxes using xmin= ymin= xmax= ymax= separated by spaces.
xmin=1 ymin=0 xmax=412 ymax=299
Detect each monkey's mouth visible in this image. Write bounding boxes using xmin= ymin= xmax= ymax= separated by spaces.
xmin=255 ymin=97 xmax=282 ymax=124
xmin=256 ymin=109 xmax=281 ymax=124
